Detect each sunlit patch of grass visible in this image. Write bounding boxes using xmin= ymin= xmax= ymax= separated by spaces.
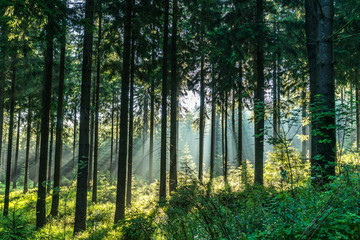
xmin=1 ymin=151 xmax=360 ymax=239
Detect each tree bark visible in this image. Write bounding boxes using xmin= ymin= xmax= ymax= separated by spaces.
xmin=88 ymin=77 xmax=95 ymax=188
xmin=12 ymin=110 xmax=21 ymax=189
xmin=3 ymin=51 xmax=17 ymax=217
xmin=0 ymin=27 xmax=6 ymax=180
xmin=74 ymin=0 xmax=95 ymax=233
xmin=73 ymin=105 xmax=77 ymax=170
xmin=33 ymin=131 xmax=40 ymax=188
xmin=170 ymin=0 xmax=178 ymax=193
xmin=92 ymin=6 xmax=102 ymax=204
xmin=238 ymin=62 xmax=243 ymax=168
xmin=224 ymin=93 xmax=228 ymax=182
xmin=149 ymin=75 xmax=154 ymax=184
xmin=159 ymin=0 xmax=169 ymax=202
xmin=126 ymin=39 xmax=135 ymax=207
xmin=51 ymin=17 xmax=66 ymax=216
xmin=350 ymin=83 xmax=354 ymax=146
xmin=36 ymin=8 xmax=55 ymax=227
xmin=254 ymin=0 xmax=265 ymax=185
xmin=199 ymin=43 xmax=205 ymax=182
xmin=356 ymin=71 xmax=360 ymax=151
xmin=110 ymin=93 xmax=114 ymax=182
xmin=114 ymin=0 xmax=132 ymax=223
xmin=24 ymin=97 xmax=32 ymax=194
xmin=306 ymin=0 xmax=336 ymax=185
xmin=301 ymin=87 xmax=307 ymax=161
xmin=210 ymin=70 xmax=216 ymax=179
xmin=47 ymin=121 xmax=54 ymax=193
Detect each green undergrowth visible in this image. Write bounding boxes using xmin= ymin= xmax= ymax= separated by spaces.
xmin=1 ymin=152 xmax=360 ymax=239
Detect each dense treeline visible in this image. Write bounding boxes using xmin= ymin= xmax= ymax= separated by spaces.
xmin=0 ymin=0 xmax=360 ymax=238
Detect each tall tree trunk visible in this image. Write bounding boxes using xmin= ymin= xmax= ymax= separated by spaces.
xmin=159 ymin=0 xmax=169 ymax=201
xmin=88 ymin=78 xmax=95 ymax=188
xmin=272 ymin=20 xmax=278 ymax=142
xmin=224 ymin=93 xmax=228 ymax=182
xmin=306 ymin=0 xmax=336 ymax=185
xmin=221 ymin=103 xmax=225 ymax=175
xmin=142 ymin=95 xmax=148 ymax=166
xmin=36 ymin=9 xmax=55 ymax=227
xmin=210 ymin=70 xmax=216 ymax=179
xmin=301 ymin=88 xmax=307 ymax=161
xmin=149 ymin=76 xmax=155 ymax=184
xmin=115 ymin=107 xmax=119 ymax=159
xmin=47 ymin=121 xmax=54 ymax=193
xmin=24 ymin=97 xmax=32 ymax=194
xmin=238 ymin=62 xmax=243 ymax=168
xmin=356 ymin=71 xmax=360 ymax=151
xmin=126 ymin=39 xmax=135 ymax=207
xmin=170 ymin=0 xmax=178 ymax=193
xmin=74 ymin=0 xmax=95 ymax=233
xmin=350 ymin=83 xmax=354 ymax=146
xmin=110 ymin=93 xmax=114 ymax=182
xmin=12 ymin=110 xmax=21 ymax=189
xmin=231 ymin=90 xmax=236 ymax=158
xmin=0 ymin=28 xmax=6 ymax=180
xmin=114 ymin=0 xmax=132 ymax=223
xmin=33 ymin=131 xmax=40 ymax=188
xmin=3 ymin=51 xmax=17 ymax=217
xmin=199 ymin=46 xmax=205 ymax=182
xmin=73 ymin=104 xmax=77 ymax=170
xmin=51 ymin=18 xmax=66 ymax=216
xmin=92 ymin=7 xmax=102 ymax=204
xmin=254 ymin=0 xmax=265 ymax=185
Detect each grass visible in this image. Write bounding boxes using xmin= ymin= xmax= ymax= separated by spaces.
xmin=0 ymin=151 xmax=360 ymax=239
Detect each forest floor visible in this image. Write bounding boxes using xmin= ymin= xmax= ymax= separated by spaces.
xmin=1 ymin=152 xmax=360 ymax=239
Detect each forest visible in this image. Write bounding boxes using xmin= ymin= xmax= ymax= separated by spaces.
xmin=0 ymin=0 xmax=360 ymax=239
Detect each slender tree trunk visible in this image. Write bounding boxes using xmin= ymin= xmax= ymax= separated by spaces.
xmin=221 ymin=103 xmax=225 ymax=175
xmin=88 ymin=78 xmax=95 ymax=188
xmin=199 ymin=47 xmax=205 ymax=182
xmin=12 ymin=110 xmax=21 ymax=189
xmin=272 ymin=20 xmax=278 ymax=143
xmin=110 ymin=93 xmax=114 ymax=182
xmin=170 ymin=0 xmax=178 ymax=193
xmin=3 ymin=51 xmax=16 ymax=217
xmin=224 ymin=93 xmax=228 ymax=181
xmin=350 ymin=83 xmax=354 ymax=146
xmin=159 ymin=0 xmax=169 ymax=201
xmin=301 ymin=88 xmax=307 ymax=161
xmin=51 ymin=18 xmax=66 ymax=216
xmin=357 ymin=74 xmax=360 ymax=151
xmin=47 ymin=122 xmax=54 ymax=193
xmin=24 ymin=97 xmax=32 ymax=194
xmin=36 ymin=9 xmax=55 ymax=227
xmin=231 ymin=90 xmax=236 ymax=157
xmin=0 ymin=33 xmax=6 ymax=180
xmin=149 ymin=77 xmax=154 ymax=184
xmin=74 ymin=0 xmax=95 ymax=233
xmin=115 ymin=108 xmax=119 ymax=158
xmin=306 ymin=0 xmax=336 ymax=185
xmin=210 ymin=71 xmax=216 ymax=179
xmin=114 ymin=0 xmax=132 ymax=223
xmin=126 ymin=39 xmax=135 ymax=207
xmin=254 ymin=0 xmax=265 ymax=185
xmin=238 ymin=62 xmax=243 ymax=168
xmin=92 ymin=7 xmax=102 ymax=204
xmin=33 ymin=131 xmax=40 ymax=188
xmin=73 ymin=105 xmax=77 ymax=170
xmin=2 ymin=132 xmax=6 ymax=180
xmin=142 ymin=95 xmax=148 ymax=166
